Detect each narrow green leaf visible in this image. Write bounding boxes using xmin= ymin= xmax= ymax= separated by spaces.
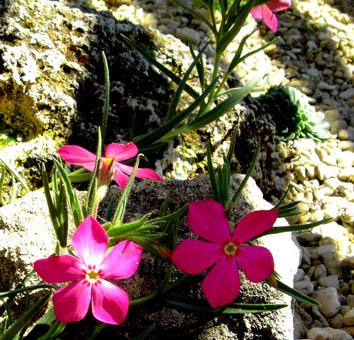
xmin=227 ymin=142 xmax=260 ymax=212
xmin=165 ymin=298 xmax=287 ymax=314
xmin=233 ymin=38 xmax=278 ymax=70
xmin=111 ymin=155 xmax=142 ymax=226
xmin=189 ymin=44 xmax=205 ymax=90
xmin=218 ymin=2 xmax=252 ymax=54
xmin=207 ymin=142 xmax=220 ymax=202
xmin=274 ymin=188 xmax=290 ymax=208
xmin=101 ymin=51 xmax=110 ymax=144
xmin=0 ymin=157 xmax=29 ymax=193
xmin=227 ymin=28 xmax=257 ymax=74
xmin=219 ymin=160 xmax=231 ymax=206
xmin=36 ymin=321 xmax=65 ymax=340
xmin=166 ymin=43 xmax=208 ymax=121
xmin=53 ymin=159 xmax=84 ymax=226
xmin=107 ymin=214 xmax=150 ymax=237
xmin=67 ymin=168 xmax=91 ymax=183
xmin=9 ymin=173 xmax=16 ymax=203
xmin=119 ymin=34 xmax=199 ymax=99
xmin=0 ymin=165 xmax=5 ymax=206
xmin=259 ymin=218 xmax=333 ymax=237
xmin=135 ymin=77 xmax=219 ymax=147
xmin=189 ymin=76 xmax=260 ymax=130
xmin=223 ymin=303 xmax=288 ymax=314
xmin=85 ymin=128 xmax=102 ymax=217
xmin=0 ymin=284 xmax=56 ymax=299
xmin=172 ymin=0 xmax=217 ymax=34
xmin=0 ymin=292 xmax=51 ymax=340
xmin=41 ymin=164 xmax=63 ymax=245
xmin=270 ymin=279 xmax=320 ymax=306
xmin=226 ymin=130 xmax=237 ymax=165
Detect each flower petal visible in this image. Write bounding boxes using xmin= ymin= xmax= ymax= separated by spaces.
xmin=33 ymin=255 xmax=84 ymax=283
xmin=267 ymin=0 xmax=291 ymax=12
xmin=118 ymin=164 xmax=163 ymax=182
xmin=236 ymin=245 xmax=274 ymax=282
xmin=171 ymin=239 xmax=223 ymax=275
xmin=91 ymin=279 xmax=129 ymax=325
xmin=201 ymin=256 xmax=240 ymax=308
xmin=250 ymin=4 xmax=266 ymax=20
xmin=251 ymin=4 xmax=278 ymax=32
xmin=72 ymin=216 xmax=108 ymax=267
xmin=263 ymin=4 xmax=278 ymax=32
xmin=232 ymin=209 xmax=278 ymax=245
xmin=57 ymin=145 xmax=96 ymax=172
xmin=99 ymin=241 xmax=142 ymax=280
xmin=188 ymin=200 xmax=231 ymax=244
xmin=53 ymin=280 xmax=91 ymax=323
xmin=105 ymin=143 xmax=138 ymax=162
xmin=112 ymin=168 xmax=129 ymax=188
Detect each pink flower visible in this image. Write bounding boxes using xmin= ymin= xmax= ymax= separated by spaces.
xmin=57 ymin=143 xmax=163 ymax=189
xmin=251 ymin=0 xmax=291 ymax=32
xmin=33 ymin=216 xmax=142 ymax=324
xmin=171 ymin=199 xmax=278 ymax=308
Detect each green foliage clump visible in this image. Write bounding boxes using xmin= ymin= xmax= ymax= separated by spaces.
xmin=257 ymin=85 xmax=330 ymax=141
xmin=0 ymin=132 xmax=16 ymax=149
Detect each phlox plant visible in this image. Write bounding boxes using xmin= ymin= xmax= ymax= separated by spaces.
xmin=0 ymin=1 xmax=333 ymax=339
xmin=121 ymin=0 xmax=291 ymax=152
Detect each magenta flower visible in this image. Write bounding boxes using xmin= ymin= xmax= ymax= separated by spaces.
xmin=57 ymin=142 xmax=163 ymax=189
xmin=251 ymin=0 xmax=291 ymax=32
xmin=171 ymin=199 xmax=278 ymax=308
xmin=33 ymin=216 xmax=142 ymax=324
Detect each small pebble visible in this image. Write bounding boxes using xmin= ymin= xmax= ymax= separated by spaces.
xmin=330 ymin=313 xmax=344 ymax=328
xmin=347 ymin=295 xmax=354 ymax=308
xmin=312 ymin=287 xmax=341 ymax=317
xmin=343 ymin=308 xmax=354 ymax=326
xmin=307 ymin=327 xmax=352 ymax=340
xmin=295 ymin=280 xmax=314 ymax=295
xmin=313 ymin=264 xmax=327 ymax=280
xmin=318 ymin=275 xmax=340 ymax=290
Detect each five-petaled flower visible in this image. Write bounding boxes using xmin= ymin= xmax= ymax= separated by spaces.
xmin=171 ymin=199 xmax=278 ymax=308
xmin=57 ymin=142 xmax=163 ymax=189
xmin=251 ymin=0 xmax=291 ymax=33
xmin=33 ymin=216 xmax=142 ymax=324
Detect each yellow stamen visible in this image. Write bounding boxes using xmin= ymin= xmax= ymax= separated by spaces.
xmin=86 ymin=269 xmax=100 ymax=282
xmin=224 ymin=242 xmax=237 ymax=256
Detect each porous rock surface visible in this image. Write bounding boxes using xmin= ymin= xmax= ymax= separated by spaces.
xmin=0 ymin=0 xmax=173 ymax=190
xmin=0 ymin=175 xmax=301 ymax=339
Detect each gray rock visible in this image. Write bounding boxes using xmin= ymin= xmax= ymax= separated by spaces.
xmin=294 ymin=280 xmax=314 ymax=295
xmin=347 ymin=295 xmax=354 ymax=308
xmin=0 ymin=175 xmax=301 ymax=339
xmin=0 ymin=190 xmax=56 ymax=290
xmin=312 ymin=287 xmax=341 ymax=317
xmin=341 ymin=256 xmax=354 ymax=269
xmin=340 ymin=88 xmax=354 ymax=100
xmin=315 ymin=244 xmax=337 ymax=257
xmin=307 ymin=327 xmax=352 ymax=340
xmin=343 ymin=308 xmax=354 ymax=326
xmin=0 ymin=0 xmax=173 ymax=191
xmin=322 ymin=253 xmax=341 ymax=275
xmin=318 ymin=275 xmax=340 ymax=290
xmin=314 ymin=264 xmax=327 ymax=280
xmin=330 ymin=313 xmax=344 ymax=328
xmin=294 ymin=268 xmax=305 ymax=282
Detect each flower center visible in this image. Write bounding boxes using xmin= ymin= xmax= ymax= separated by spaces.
xmin=224 ymin=242 xmax=237 ymax=256
xmin=85 ymin=269 xmax=100 ymax=282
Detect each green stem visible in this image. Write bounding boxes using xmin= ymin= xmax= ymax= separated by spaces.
xmin=0 ymin=284 xmax=57 ymax=298
xmin=204 ymin=51 xmax=222 ymax=112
